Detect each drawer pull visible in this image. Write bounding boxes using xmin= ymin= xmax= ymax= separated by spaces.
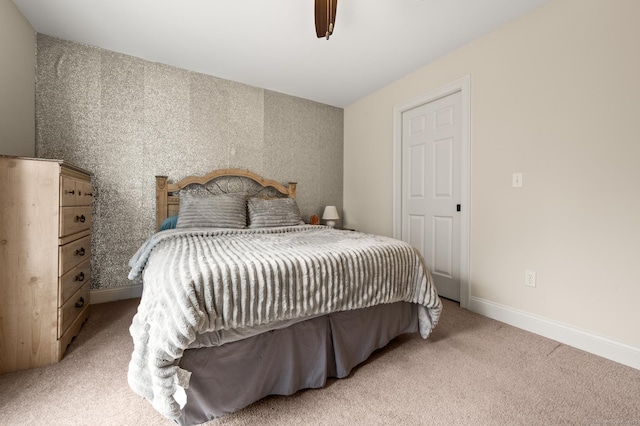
xmin=74 ymin=214 xmax=86 ymax=223
xmin=75 ymin=297 xmax=85 ymax=308
xmin=86 ymin=192 xmax=93 ymax=197
xmin=74 ymin=247 xmax=86 ymax=256
xmin=75 ymin=272 xmax=85 ymax=282
xmin=65 ymin=190 xmax=75 ymax=195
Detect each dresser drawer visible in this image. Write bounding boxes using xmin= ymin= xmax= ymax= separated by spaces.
xmin=60 ymin=175 xmax=82 ymax=206
xmin=59 ymin=259 xmax=91 ymax=306
xmin=58 ymin=281 xmax=90 ymax=338
xmin=60 ymin=175 xmax=79 ymax=206
xmin=60 ymin=206 xmax=92 ymax=237
xmin=61 ymin=175 xmax=93 ymax=206
xmin=79 ymin=181 xmax=93 ymax=206
xmin=59 ymin=235 xmax=91 ymax=276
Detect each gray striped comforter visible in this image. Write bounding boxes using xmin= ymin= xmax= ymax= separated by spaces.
xmin=127 ymin=225 xmax=442 ymax=420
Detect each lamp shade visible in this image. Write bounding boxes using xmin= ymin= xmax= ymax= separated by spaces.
xmin=322 ymin=206 xmax=339 ymax=220
xmin=322 ymin=206 xmax=339 ymax=227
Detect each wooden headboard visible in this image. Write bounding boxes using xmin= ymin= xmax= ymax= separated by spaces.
xmin=155 ymin=168 xmax=297 ymax=231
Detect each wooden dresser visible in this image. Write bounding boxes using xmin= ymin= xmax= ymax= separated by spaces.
xmin=0 ymin=156 xmax=92 ymax=374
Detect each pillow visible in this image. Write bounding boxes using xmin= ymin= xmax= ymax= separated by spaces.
xmin=247 ymin=197 xmax=304 ymax=228
xmin=176 ymin=193 xmax=247 ymax=229
xmin=159 ymin=215 xmax=178 ymax=231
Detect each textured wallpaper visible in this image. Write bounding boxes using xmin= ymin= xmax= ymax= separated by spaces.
xmin=35 ymin=35 xmax=344 ymax=290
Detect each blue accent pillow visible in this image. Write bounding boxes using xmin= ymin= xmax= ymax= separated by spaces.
xmin=159 ymin=215 xmax=178 ymax=231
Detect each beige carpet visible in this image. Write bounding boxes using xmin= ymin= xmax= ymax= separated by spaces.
xmin=0 ymin=298 xmax=638 ymax=426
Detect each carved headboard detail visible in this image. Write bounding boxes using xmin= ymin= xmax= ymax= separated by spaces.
xmin=155 ymin=168 xmax=297 ymax=231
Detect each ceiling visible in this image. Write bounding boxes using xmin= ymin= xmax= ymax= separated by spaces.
xmin=14 ymin=0 xmax=548 ymax=108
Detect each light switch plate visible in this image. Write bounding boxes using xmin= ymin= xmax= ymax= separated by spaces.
xmin=512 ymin=173 xmax=523 ymax=187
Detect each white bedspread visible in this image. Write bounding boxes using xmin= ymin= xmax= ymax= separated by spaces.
xmin=127 ymin=226 xmax=442 ymax=420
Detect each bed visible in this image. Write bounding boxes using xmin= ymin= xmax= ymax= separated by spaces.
xmin=127 ymin=169 xmax=442 ymax=425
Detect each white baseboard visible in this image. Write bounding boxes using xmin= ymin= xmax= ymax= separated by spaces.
xmin=90 ymin=284 xmax=143 ymax=304
xmin=468 ymin=296 xmax=640 ymax=371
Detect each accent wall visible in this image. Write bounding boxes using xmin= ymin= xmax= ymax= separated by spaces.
xmin=36 ymin=34 xmax=343 ymax=291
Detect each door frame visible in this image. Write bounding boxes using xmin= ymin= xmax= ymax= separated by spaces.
xmin=392 ymin=75 xmax=471 ymax=309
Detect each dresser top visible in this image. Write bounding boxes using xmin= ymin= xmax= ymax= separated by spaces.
xmin=0 ymin=155 xmax=92 ymax=176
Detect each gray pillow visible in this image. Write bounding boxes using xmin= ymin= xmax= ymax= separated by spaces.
xmin=176 ymin=193 xmax=247 ymax=229
xmin=247 ymin=197 xmax=304 ymax=228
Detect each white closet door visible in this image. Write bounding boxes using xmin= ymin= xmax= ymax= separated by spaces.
xmin=402 ymin=91 xmax=462 ymax=301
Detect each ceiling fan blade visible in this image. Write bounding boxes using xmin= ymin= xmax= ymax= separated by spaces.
xmin=315 ymin=0 xmax=338 ymax=39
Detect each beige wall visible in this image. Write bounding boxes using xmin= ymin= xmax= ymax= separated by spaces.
xmin=344 ymin=0 xmax=640 ymax=348
xmin=0 ymin=0 xmax=35 ymax=156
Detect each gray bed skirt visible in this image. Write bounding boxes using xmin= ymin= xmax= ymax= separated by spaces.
xmin=176 ymin=301 xmax=419 ymax=425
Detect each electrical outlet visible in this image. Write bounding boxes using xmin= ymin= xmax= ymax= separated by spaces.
xmin=512 ymin=173 xmax=523 ymax=188
xmin=525 ymin=270 xmax=536 ymax=287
